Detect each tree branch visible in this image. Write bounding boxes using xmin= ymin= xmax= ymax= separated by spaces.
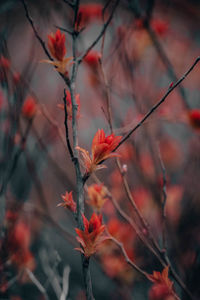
xmin=114 ymin=57 xmax=200 ymax=151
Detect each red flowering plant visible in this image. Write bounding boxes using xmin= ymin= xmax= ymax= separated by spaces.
xmin=188 ymin=109 xmax=200 ymax=130
xmin=83 ymin=51 xmax=102 ymax=69
xmin=2 ymin=1 xmax=200 ymax=300
xmin=87 ymin=183 xmax=108 ymax=212
xmin=22 ymin=96 xmax=37 ymax=119
xmin=7 ymin=221 xmax=35 ymax=272
xmin=76 ymin=3 xmax=103 ymax=31
xmin=42 ymin=29 xmax=73 ymax=75
xmin=83 ymin=51 xmax=102 ymax=86
xmin=57 ymin=191 xmax=76 ymax=213
xmin=0 ymin=55 xmax=10 ymax=70
xmin=75 ymin=213 xmax=108 ymax=258
xmin=77 ymin=129 xmax=122 ymax=174
xmin=148 ymin=266 xmax=177 ymax=300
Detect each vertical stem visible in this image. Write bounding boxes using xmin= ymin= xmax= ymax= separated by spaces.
xmin=82 ymin=257 xmax=94 ymax=300
xmin=70 ymin=2 xmax=95 ymax=299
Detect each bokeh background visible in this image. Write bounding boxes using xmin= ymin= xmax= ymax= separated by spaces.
xmin=0 ymin=0 xmax=200 ymax=299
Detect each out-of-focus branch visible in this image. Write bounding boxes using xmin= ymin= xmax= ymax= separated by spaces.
xmin=107 ymin=231 xmax=149 ymax=278
xmin=60 ymin=266 xmax=71 ymax=300
xmin=157 ymin=145 xmax=167 ymax=250
xmin=55 ymin=25 xmax=73 ymax=36
xmin=130 ymin=0 xmax=189 ymax=109
xmin=78 ymin=0 xmax=120 ymax=63
xmin=25 ymin=268 xmax=49 ymax=300
xmin=99 ymin=47 xmax=196 ymax=299
xmin=99 ymin=59 xmax=113 ymax=132
xmin=0 ymin=118 xmax=33 ymax=196
xmin=62 ymin=0 xmax=75 ymax=9
xmin=20 ymin=0 xmax=52 ymax=61
xmin=40 ymin=104 xmax=67 ymax=150
xmin=145 ymin=24 xmax=190 ymax=109
xmin=39 ymin=248 xmax=62 ymax=299
xmin=116 ymin=158 xmax=162 ymax=250
xmin=108 ymin=233 xmax=183 ymax=300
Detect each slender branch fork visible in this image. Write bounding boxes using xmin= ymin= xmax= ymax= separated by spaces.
xmin=20 ymin=0 xmax=200 ymax=299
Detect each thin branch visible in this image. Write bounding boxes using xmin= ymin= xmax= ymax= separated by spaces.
xmin=69 ymin=1 xmax=94 ymax=299
xmin=114 ymin=57 xmax=200 ymax=151
xmin=39 ymin=248 xmax=62 ymax=299
xmin=144 ymin=0 xmax=155 ymax=22
xmin=82 ymin=256 xmax=95 ymax=300
xmin=99 ymin=59 xmax=113 ymax=132
xmin=78 ymin=0 xmax=120 ymax=63
xmin=107 ymin=232 xmax=181 ymax=300
xmin=0 ymin=118 xmax=33 ymax=196
xmin=63 ymin=89 xmax=74 ymax=161
xmin=72 ymin=0 xmax=80 ymax=28
xmin=21 ymin=0 xmax=70 ymax=86
xmin=103 ymin=185 xmax=167 ymax=269
xmin=157 ymin=145 xmax=167 ymax=250
xmin=32 ymin=125 xmax=75 ymax=188
xmin=145 ymin=24 xmax=190 ymax=109
xmin=25 ymin=268 xmax=49 ymax=300
xmin=62 ymin=0 xmax=75 ymax=9
xmin=20 ymin=0 xmax=52 ymax=61
xmin=60 ymin=266 xmax=71 ymax=300
xmin=116 ymin=158 xmax=162 ymax=251
xmin=55 ymin=25 xmax=73 ymax=36
xmin=40 ymin=104 xmax=67 ymax=150
xmin=107 ymin=231 xmax=149 ymax=278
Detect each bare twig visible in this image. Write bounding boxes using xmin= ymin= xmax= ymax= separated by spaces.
xmin=20 ymin=0 xmax=52 ymax=61
xmin=40 ymin=104 xmax=67 ymax=150
xmin=25 ymin=268 xmax=49 ymax=300
xmin=82 ymin=256 xmax=95 ymax=300
xmin=63 ymin=89 xmax=74 ymax=161
xmin=60 ymin=266 xmax=71 ymax=300
xmin=99 ymin=59 xmax=113 ymax=132
xmin=62 ymin=0 xmax=75 ymax=9
xmin=78 ymin=0 xmax=120 ymax=63
xmin=107 ymin=231 xmax=149 ymax=278
xmin=107 ymin=232 xmax=182 ymax=300
xmin=145 ymin=24 xmax=190 ymax=109
xmin=114 ymin=57 xmax=200 ymax=151
xmin=21 ymin=0 xmax=70 ymax=86
xmin=55 ymin=25 xmax=73 ymax=36
xmin=157 ymin=145 xmax=167 ymax=250
xmin=116 ymin=158 xmax=162 ymax=250
xmin=0 ymin=118 xmax=33 ymax=196
xmin=39 ymin=248 xmax=62 ymax=299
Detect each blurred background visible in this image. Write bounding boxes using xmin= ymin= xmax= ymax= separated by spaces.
xmin=0 ymin=0 xmax=200 ymax=299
